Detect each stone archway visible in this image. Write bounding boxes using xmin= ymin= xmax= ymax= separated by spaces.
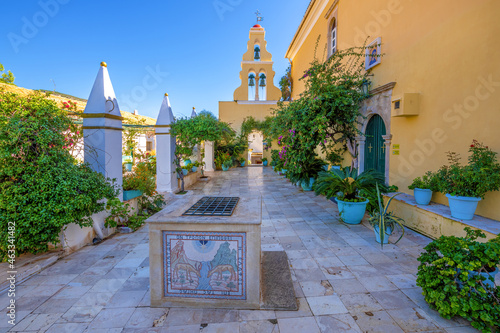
xmin=247 ymin=130 xmax=264 ymax=165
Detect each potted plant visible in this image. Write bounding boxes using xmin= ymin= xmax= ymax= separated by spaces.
xmin=368 ymin=184 xmax=405 ymax=247
xmin=408 ymin=171 xmax=438 ymax=205
xmin=262 ymin=157 xmax=268 ymax=166
xmin=239 ymin=157 xmax=246 ymax=167
xmin=222 ymin=159 xmax=232 ymax=171
xmin=417 ymin=227 xmax=500 ymax=332
xmin=191 ymin=161 xmax=200 ymax=172
xmin=436 ymin=140 xmax=500 ymax=220
xmin=289 ymin=158 xmax=326 ymax=191
xmin=314 ymin=167 xmax=387 ymax=224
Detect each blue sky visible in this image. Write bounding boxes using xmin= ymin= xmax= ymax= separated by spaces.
xmin=1 ymin=1 xmax=309 ymax=119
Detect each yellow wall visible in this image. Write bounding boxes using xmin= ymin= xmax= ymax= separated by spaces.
xmin=286 ymin=0 xmax=500 ymax=221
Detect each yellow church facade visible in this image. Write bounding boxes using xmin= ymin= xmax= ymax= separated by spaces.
xmin=219 ymin=24 xmax=282 ymax=162
xmin=285 ymin=0 xmax=500 ymax=224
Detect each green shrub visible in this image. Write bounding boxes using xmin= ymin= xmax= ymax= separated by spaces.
xmin=417 ymin=228 xmax=500 ymax=332
xmin=0 ymin=91 xmax=117 ymax=259
xmin=408 ymin=171 xmax=438 ymax=191
xmin=436 ymin=140 xmax=500 ymax=198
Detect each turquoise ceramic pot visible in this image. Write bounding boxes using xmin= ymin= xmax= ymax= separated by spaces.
xmin=263 ymin=161 xmax=268 ymax=166
xmin=123 ymin=190 xmax=142 ymax=201
xmin=414 ymin=188 xmax=432 ymax=205
xmin=301 ymin=178 xmax=315 ymax=191
xmin=374 ymin=225 xmax=394 ymax=244
xmin=222 ymin=165 xmax=229 ymax=171
xmin=183 ymin=159 xmax=192 ymax=166
xmin=335 ymin=198 xmax=369 ymax=224
xmin=124 ymin=163 xmax=132 ymax=172
xmin=446 ymin=194 xmax=481 ymax=220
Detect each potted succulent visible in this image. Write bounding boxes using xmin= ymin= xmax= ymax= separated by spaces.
xmin=262 ymin=157 xmax=268 ymax=166
xmin=368 ymin=184 xmax=405 ymax=247
xmin=417 ymin=227 xmax=500 ymax=332
xmin=408 ymin=171 xmax=438 ymax=205
xmin=314 ymin=167 xmax=387 ymax=224
xmin=239 ymin=157 xmax=246 ymax=167
xmin=436 ymin=140 xmax=500 ymax=220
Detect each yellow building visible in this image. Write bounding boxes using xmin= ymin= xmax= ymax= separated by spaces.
xmin=285 ymin=0 xmax=500 ymax=227
xmin=219 ymin=24 xmax=282 ymax=163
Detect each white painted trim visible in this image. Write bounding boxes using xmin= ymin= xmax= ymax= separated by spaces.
xmin=236 ymin=100 xmax=278 ymax=105
xmin=285 ymin=0 xmax=330 ymax=60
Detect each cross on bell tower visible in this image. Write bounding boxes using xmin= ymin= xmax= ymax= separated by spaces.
xmin=255 ymin=10 xmax=264 ymax=24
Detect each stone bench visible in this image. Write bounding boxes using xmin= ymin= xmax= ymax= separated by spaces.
xmin=384 ymin=193 xmax=500 ymax=242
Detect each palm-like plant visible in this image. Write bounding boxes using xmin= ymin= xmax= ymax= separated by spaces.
xmin=313 ymin=167 xmax=387 ymax=202
xmin=368 ymin=183 xmax=405 ymax=248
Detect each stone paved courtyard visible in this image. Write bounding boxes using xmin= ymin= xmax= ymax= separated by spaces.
xmin=1 ymin=167 xmax=479 ymax=332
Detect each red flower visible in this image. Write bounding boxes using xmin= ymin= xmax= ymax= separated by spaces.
xmin=470 ymin=145 xmax=474 ymax=147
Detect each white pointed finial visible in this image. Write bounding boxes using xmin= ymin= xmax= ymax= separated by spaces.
xmin=84 ymin=63 xmax=121 ymax=117
xmin=156 ymin=93 xmax=175 ymax=125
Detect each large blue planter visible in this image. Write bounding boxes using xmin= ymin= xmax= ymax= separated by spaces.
xmin=335 ymin=198 xmax=369 ymax=224
xmin=222 ymin=165 xmax=229 ymax=171
xmin=263 ymin=160 xmax=268 ymax=166
xmin=457 ymin=268 xmax=499 ymax=289
xmin=183 ymin=159 xmax=192 ymax=166
xmin=301 ymin=178 xmax=315 ymax=191
xmin=241 ymin=161 xmax=245 ymax=167
xmin=414 ymin=188 xmax=432 ymax=205
xmin=191 ymin=166 xmax=198 ymax=172
xmin=374 ymin=225 xmax=393 ymax=244
xmin=446 ymin=194 xmax=481 ymax=220
xmin=182 ymin=169 xmax=188 ymax=176
xmin=124 ymin=163 xmax=133 ymax=172
xmin=123 ymin=190 xmax=142 ymax=201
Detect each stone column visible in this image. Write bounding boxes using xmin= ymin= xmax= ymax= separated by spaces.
xmin=355 ymin=136 xmax=366 ymax=174
xmin=203 ymin=141 xmax=214 ymax=172
xmin=156 ymin=94 xmax=179 ymax=193
xmin=382 ymin=134 xmax=393 ymax=184
xmin=82 ymin=61 xmax=123 ymax=240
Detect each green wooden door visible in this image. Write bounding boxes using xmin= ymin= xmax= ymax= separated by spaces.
xmin=364 ymin=115 xmax=386 ymax=175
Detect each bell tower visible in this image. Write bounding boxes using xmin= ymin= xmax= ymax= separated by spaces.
xmin=233 ymin=24 xmax=281 ymax=102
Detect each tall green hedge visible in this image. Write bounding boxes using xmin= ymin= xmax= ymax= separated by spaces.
xmin=0 ymin=90 xmax=117 ymax=259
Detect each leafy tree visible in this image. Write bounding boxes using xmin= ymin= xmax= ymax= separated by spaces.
xmin=0 ymin=63 xmax=15 ymax=85
xmin=0 ymin=90 xmax=118 ymax=259
xmin=170 ymin=111 xmax=232 ymax=192
xmin=270 ymin=45 xmax=373 ymax=183
xmin=278 ymin=65 xmax=292 ymax=101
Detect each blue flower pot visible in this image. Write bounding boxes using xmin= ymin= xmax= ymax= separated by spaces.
xmin=374 ymin=225 xmax=393 ymax=244
xmin=446 ymin=194 xmax=481 ymax=220
xmin=241 ymin=161 xmax=245 ymax=167
xmin=414 ymin=188 xmax=432 ymax=205
xmin=192 ymin=166 xmax=198 ymax=172
xmin=281 ymin=169 xmax=287 ymax=175
xmin=335 ymin=198 xmax=369 ymax=224
xmin=183 ymin=159 xmax=191 ymax=166
xmin=124 ymin=163 xmax=132 ymax=172
xmin=272 ymin=166 xmax=275 ymax=171
xmin=457 ymin=268 xmax=499 ymax=289
xmin=182 ymin=169 xmax=188 ymax=176
xmin=222 ymin=165 xmax=229 ymax=171
xmin=301 ymin=178 xmax=315 ymax=191
xmin=123 ymin=190 xmax=142 ymax=201
xmin=263 ymin=161 xmax=268 ymax=166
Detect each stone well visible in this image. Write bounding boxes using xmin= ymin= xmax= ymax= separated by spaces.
xmin=146 ymin=195 xmax=262 ymax=309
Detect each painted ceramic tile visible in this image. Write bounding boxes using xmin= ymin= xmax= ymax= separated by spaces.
xmin=163 ymin=231 xmax=246 ymax=299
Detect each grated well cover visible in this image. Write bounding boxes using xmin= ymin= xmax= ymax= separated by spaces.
xmin=182 ymin=197 xmax=240 ymax=216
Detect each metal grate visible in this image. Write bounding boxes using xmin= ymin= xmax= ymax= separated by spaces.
xmin=182 ymin=197 xmax=240 ymax=216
